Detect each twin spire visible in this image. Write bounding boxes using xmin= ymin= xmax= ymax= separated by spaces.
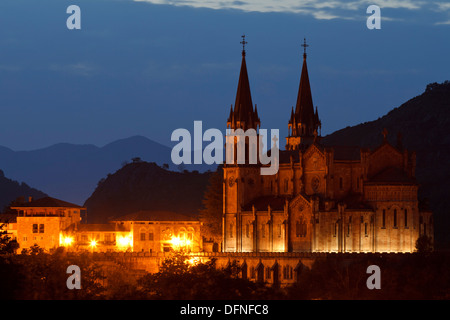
xmin=227 ymin=35 xmax=260 ymax=131
xmin=227 ymin=36 xmax=321 ymax=150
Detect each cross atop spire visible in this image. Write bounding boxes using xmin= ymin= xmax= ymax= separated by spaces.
xmin=240 ymin=34 xmax=247 ymax=56
xmin=301 ymin=38 xmax=309 ymax=59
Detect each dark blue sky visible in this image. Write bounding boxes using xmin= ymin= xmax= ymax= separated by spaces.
xmin=0 ymin=0 xmax=449 ymax=150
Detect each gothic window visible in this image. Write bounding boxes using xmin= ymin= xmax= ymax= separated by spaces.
xmin=404 ymin=209 xmax=408 ymax=228
xmin=245 ymin=223 xmax=250 ymax=238
xmin=261 ymin=223 xmax=266 ymax=238
xmin=347 ymin=224 xmax=350 ymax=237
xmin=296 ymin=218 xmax=307 ymax=237
xmin=364 ymin=223 xmax=368 ymax=237
xmin=311 ymin=176 xmax=320 ymax=193
xmin=393 ymin=209 xmax=397 ymax=228
xmin=229 ymin=223 xmax=234 ymax=238
xmin=277 ymin=224 xmax=282 ymax=237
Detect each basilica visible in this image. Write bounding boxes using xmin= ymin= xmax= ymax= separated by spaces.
xmin=222 ymin=40 xmax=433 ymax=253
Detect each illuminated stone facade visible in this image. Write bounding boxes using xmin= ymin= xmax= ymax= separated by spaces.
xmin=110 ymin=211 xmax=202 ymax=253
xmin=223 ymin=48 xmax=433 ymax=253
xmin=11 ymin=197 xmax=84 ymax=251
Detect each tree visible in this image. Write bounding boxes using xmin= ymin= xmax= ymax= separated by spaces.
xmin=416 ymin=234 xmax=433 ymax=253
xmin=199 ymin=165 xmax=223 ymax=244
xmin=0 ymin=223 xmax=19 ymax=254
xmin=138 ymin=251 xmax=281 ymax=299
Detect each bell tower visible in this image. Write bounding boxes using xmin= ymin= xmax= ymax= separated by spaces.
xmin=223 ymin=35 xmax=262 ymax=252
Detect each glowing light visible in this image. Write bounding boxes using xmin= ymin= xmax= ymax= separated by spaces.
xmin=117 ymin=235 xmax=132 ymax=248
xmin=170 ymin=236 xmax=181 ymax=247
xmin=63 ymin=237 xmax=73 ymax=246
xmin=187 ymin=257 xmax=200 ymax=266
xmin=90 ymin=240 xmax=97 ymax=247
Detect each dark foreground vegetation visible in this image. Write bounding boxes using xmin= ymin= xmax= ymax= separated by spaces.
xmin=1 ymin=247 xmax=449 ymax=300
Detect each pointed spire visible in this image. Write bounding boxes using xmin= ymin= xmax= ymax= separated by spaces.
xmin=295 ymin=49 xmax=314 ymax=127
xmin=286 ymin=38 xmax=321 ymax=150
xmin=228 ymin=35 xmax=260 ymax=130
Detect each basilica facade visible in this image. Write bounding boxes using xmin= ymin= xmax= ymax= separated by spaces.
xmin=222 ymin=43 xmax=433 ymax=253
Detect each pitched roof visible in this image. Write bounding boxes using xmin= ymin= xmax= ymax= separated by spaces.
xmin=332 ymin=146 xmax=361 ymax=161
xmin=111 ymin=210 xmax=199 ymax=222
xmin=0 ymin=213 xmax=17 ymax=223
xmin=367 ymin=167 xmax=417 ymax=185
xmin=65 ymin=223 xmax=129 ymax=232
xmin=11 ymin=196 xmax=83 ymax=208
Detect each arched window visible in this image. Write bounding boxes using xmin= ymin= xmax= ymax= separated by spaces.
xmin=179 ymin=227 xmax=186 ymax=241
xmin=187 ymin=227 xmax=194 ymax=241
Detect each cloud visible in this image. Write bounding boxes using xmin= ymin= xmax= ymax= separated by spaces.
xmin=49 ymin=63 xmax=97 ymax=77
xmin=133 ymin=0 xmax=427 ymax=20
xmin=435 ymin=20 xmax=450 ymax=25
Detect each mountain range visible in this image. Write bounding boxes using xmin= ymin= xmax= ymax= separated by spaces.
xmin=0 ymin=136 xmax=172 ymax=205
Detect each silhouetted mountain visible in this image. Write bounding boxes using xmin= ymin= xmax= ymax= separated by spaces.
xmin=322 ymin=81 xmax=450 ymax=249
xmin=84 ymin=161 xmax=212 ymax=223
xmin=0 ymin=136 xmax=173 ymax=205
xmin=0 ymin=169 xmax=47 ymax=211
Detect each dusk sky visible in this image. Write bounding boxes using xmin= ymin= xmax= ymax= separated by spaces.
xmin=0 ymin=0 xmax=449 ymax=151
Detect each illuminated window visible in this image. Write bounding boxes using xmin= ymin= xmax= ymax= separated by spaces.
xmin=179 ymin=227 xmax=186 ymax=241
xmin=187 ymin=227 xmax=194 ymax=241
